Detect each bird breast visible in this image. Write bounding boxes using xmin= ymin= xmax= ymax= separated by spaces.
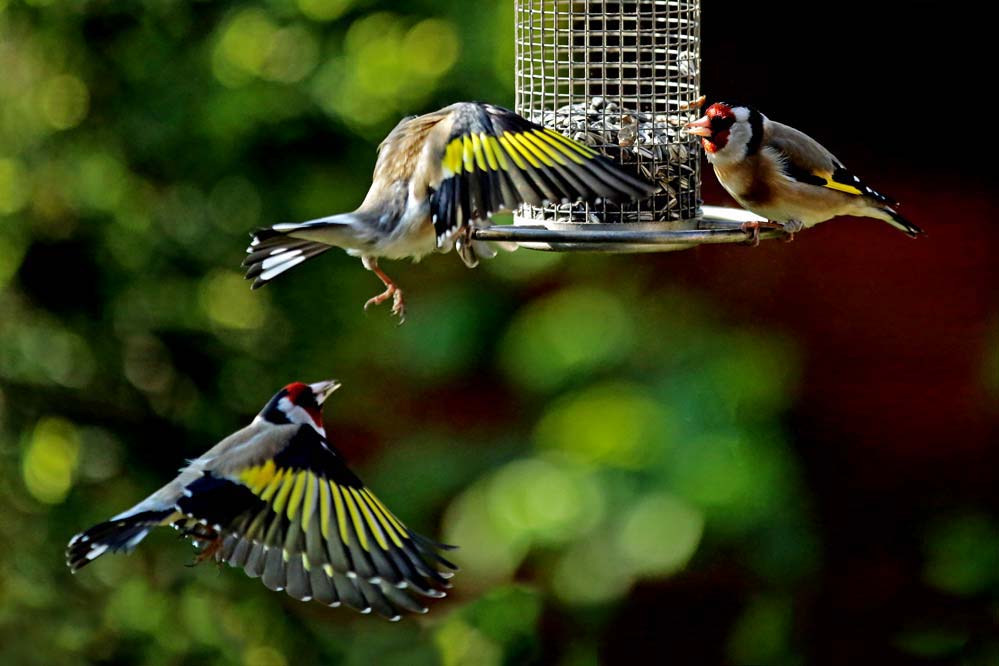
xmin=713 ymin=157 xmax=772 ymax=207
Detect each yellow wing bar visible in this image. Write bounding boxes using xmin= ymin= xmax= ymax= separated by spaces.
xmin=237 ymin=463 xmax=413 ymax=555
xmin=442 ymin=128 xmax=599 ymax=176
xmin=816 ymin=172 xmax=865 ymax=196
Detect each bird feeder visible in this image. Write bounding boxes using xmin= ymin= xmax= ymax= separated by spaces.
xmin=472 ymin=0 xmax=777 ymax=251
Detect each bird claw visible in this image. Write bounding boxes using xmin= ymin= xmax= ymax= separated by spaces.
xmin=185 ymin=534 xmax=223 ymax=567
xmin=741 ymin=220 xmax=785 ymax=247
xmin=782 ymin=220 xmax=803 ymax=242
xmin=364 ymin=285 xmax=395 ymax=310
xmin=363 ymin=285 xmax=406 ymax=324
xmin=740 ymin=221 xmax=762 ymax=246
xmin=362 ymin=258 xmax=406 ymax=323
xmin=391 ymin=289 xmax=406 ymax=324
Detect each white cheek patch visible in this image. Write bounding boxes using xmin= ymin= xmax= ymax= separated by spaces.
xmin=278 ymin=397 xmax=326 ymax=434
xmin=707 ymin=137 xmax=744 ymax=165
xmin=709 ymin=121 xmax=753 ymax=165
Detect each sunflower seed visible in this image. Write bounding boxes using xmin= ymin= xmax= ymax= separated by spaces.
xmin=523 ymin=95 xmax=703 ymax=224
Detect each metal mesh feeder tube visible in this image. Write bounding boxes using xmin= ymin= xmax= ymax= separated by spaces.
xmin=475 ymin=0 xmax=768 ymax=251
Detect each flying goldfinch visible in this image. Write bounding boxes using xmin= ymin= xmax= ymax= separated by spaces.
xmin=67 ymin=380 xmax=456 ymax=621
xmin=244 ymin=102 xmax=657 ymax=321
xmin=686 ymin=102 xmax=923 ymax=243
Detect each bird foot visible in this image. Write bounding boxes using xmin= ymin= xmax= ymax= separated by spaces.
xmin=362 ymin=258 xmax=407 ymax=324
xmin=185 ymin=533 xmax=224 ymax=568
xmin=740 ymin=220 xmax=785 ymax=247
xmin=782 ymin=220 xmax=804 ymax=242
xmin=364 ymin=286 xmax=406 ymax=324
xmin=391 ymin=289 xmax=406 ymax=324
xmin=364 ymin=285 xmax=394 ymax=310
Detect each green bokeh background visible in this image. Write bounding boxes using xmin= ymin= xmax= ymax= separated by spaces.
xmin=1 ymin=2 xmax=996 ymax=665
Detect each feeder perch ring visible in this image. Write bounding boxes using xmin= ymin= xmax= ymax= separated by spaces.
xmin=474 ymin=206 xmax=779 ymax=252
xmin=508 ymin=0 xmax=762 ymax=251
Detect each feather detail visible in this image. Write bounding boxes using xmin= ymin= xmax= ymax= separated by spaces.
xmin=243 ymin=230 xmax=333 ymax=288
xmin=184 ymin=424 xmax=454 ymax=617
xmin=66 ymin=509 xmax=176 ymax=571
xmin=429 ymin=102 xmax=656 ymax=251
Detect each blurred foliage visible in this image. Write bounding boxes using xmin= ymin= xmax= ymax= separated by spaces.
xmin=0 ymin=1 xmax=992 ymax=665
xmin=923 ymin=513 xmax=999 ymax=598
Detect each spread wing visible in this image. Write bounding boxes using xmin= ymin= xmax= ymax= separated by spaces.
xmin=768 ymin=122 xmax=896 ymax=205
xmin=429 ymin=102 xmax=658 ymax=246
xmin=174 ymin=425 xmax=455 ymax=620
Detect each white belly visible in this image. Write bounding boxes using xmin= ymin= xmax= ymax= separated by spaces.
xmin=734 ymin=199 xmax=835 ymax=228
xmin=380 ymin=217 xmax=436 ymax=260
xmin=362 ymin=194 xmax=437 ymax=261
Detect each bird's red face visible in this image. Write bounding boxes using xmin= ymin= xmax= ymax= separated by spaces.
xmin=685 ymin=103 xmax=736 ymax=153
xmin=284 ymin=382 xmax=323 ymax=428
xmin=259 ymin=380 xmax=341 ymax=431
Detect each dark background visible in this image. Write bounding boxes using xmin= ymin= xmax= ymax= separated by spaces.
xmin=698 ymin=3 xmax=997 ymax=663
xmin=0 ymin=1 xmax=995 ymax=665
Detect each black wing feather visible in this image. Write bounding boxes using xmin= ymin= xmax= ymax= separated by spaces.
xmin=176 ymin=425 xmax=455 ymax=619
xmin=430 ymin=102 xmax=656 ymax=245
xmin=779 ymin=152 xmax=898 ymax=206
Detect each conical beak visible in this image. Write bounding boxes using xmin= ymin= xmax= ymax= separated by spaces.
xmin=309 ymin=379 xmax=342 ymax=405
xmin=684 ymin=115 xmax=713 ymax=137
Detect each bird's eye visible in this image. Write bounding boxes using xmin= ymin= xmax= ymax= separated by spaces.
xmin=295 ymin=390 xmax=318 ymax=409
xmin=711 ymin=115 xmax=735 ymax=131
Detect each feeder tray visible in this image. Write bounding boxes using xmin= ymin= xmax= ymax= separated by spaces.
xmin=475 ymin=206 xmax=777 ymax=252
xmin=479 ymin=0 xmax=771 ymax=251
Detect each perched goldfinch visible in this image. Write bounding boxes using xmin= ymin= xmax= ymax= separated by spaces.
xmin=244 ymin=102 xmax=656 ymax=321
xmin=686 ymin=102 xmax=923 ymax=243
xmin=67 ymin=380 xmax=456 ymax=621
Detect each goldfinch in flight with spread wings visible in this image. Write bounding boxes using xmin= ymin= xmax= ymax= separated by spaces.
xmin=244 ymin=102 xmax=656 ymax=321
xmin=67 ymin=380 xmax=456 ymax=621
xmin=686 ymin=102 xmax=923 ymax=243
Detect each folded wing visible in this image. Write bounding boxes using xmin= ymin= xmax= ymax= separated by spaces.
xmin=769 ymin=128 xmax=897 ymax=205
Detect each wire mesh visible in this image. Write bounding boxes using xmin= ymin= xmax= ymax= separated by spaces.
xmin=514 ymin=0 xmax=702 ymax=226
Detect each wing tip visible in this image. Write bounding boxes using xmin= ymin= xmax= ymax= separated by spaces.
xmin=882 ymin=207 xmax=924 ymax=237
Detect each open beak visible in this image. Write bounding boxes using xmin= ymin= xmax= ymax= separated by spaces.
xmin=309 ymin=379 xmax=342 ymax=405
xmin=684 ymin=115 xmax=713 ymax=138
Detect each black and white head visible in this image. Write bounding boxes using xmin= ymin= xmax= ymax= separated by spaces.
xmin=256 ymin=380 xmax=341 ymax=434
xmin=686 ymin=102 xmax=765 ymax=165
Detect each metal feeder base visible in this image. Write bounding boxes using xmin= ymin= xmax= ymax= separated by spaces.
xmin=475 ymin=206 xmax=782 ymax=252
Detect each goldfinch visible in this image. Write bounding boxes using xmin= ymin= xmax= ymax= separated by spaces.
xmin=67 ymin=380 xmax=456 ymax=620
xmin=686 ymin=102 xmax=923 ymax=243
xmin=244 ymin=102 xmax=656 ymax=321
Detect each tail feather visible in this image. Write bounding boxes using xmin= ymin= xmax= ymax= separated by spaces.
xmin=66 ymin=509 xmax=174 ymax=572
xmin=877 ymin=206 xmax=924 ymax=238
xmin=243 ymin=228 xmax=335 ymax=289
